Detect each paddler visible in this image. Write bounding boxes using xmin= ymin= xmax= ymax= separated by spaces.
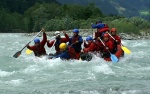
xmin=26 ymin=28 xmax=47 ymax=57
xmin=83 ymin=36 xmax=99 ymax=53
xmin=47 ymin=31 xmax=69 ymax=55
xmin=52 ymin=43 xmax=78 ymax=60
xmin=100 ymin=33 xmax=114 ymax=58
xmin=68 ymin=29 xmax=83 ymax=59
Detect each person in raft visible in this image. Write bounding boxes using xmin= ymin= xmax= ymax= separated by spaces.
xmin=92 ymin=20 xmax=109 ymax=39
xmin=47 ymin=31 xmax=69 ymax=55
xmin=27 ymin=28 xmax=47 ymax=57
xmin=109 ymin=28 xmax=124 ymax=56
xmin=53 ymin=43 xmax=78 ymax=60
xmin=83 ymin=36 xmax=99 ymax=53
xmin=68 ymin=29 xmax=83 ymax=59
xmin=100 ymin=33 xmax=114 ymax=58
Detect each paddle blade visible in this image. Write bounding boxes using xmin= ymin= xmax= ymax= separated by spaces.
xmin=26 ymin=49 xmax=33 ymax=54
xmin=110 ymin=54 xmax=119 ymax=63
xmin=121 ymin=46 xmax=131 ymax=54
xmin=13 ymin=51 xmax=21 ymax=58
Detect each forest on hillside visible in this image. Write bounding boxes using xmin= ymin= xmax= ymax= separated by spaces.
xmin=57 ymin=0 xmax=150 ymax=20
xmin=0 ymin=0 xmax=149 ymax=34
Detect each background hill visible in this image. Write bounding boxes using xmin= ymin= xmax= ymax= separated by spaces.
xmin=0 ymin=0 xmax=59 ymax=13
xmin=0 ymin=0 xmax=149 ymax=33
xmin=57 ymin=0 xmax=150 ymax=20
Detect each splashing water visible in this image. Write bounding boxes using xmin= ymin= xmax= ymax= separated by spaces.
xmin=0 ymin=33 xmax=150 ymax=94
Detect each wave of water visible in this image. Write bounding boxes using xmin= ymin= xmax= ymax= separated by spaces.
xmin=0 ymin=34 xmax=150 ymax=94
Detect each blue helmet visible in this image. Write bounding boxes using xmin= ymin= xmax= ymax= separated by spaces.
xmin=86 ymin=36 xmax=93 ymax=41
xmin=34 ymin=38 xmax=40 ymax=43
xmin=73 ymin=29 xmax=79 ymax=33
xmin=96 ymin=20 xmax=102 ymax=24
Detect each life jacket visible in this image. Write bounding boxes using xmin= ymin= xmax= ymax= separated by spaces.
xmin=67 ymin=46 xmax=77 ymax=59
xmin=54 ymin=39 xmax=62 ymax=51
xmin=70 ymin=35 xmax=82 ymax=53
xmin=34 ymin=45 xmax=46 ymax=57
xmin=71 ymin=35 xmax=80 ymax=44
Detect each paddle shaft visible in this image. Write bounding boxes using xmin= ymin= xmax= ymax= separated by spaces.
xmin=22 ymin=30 xmax=42 ymax=51
xmin=107 ymin=32 xmax=124 ymax=46
xmin=47 ymin=39 xmax=56 ymax=55
xmin=13 ymin=30 xmax=42 ymax=58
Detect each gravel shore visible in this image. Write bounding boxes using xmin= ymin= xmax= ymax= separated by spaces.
xmin=24 ymin=29 xmax=150 ymax=40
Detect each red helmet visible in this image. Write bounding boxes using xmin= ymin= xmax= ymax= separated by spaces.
xmin=111 ymin=28 xmax=117 ymax=32
xmin=103 ymin=34 xmax=109 ymax=37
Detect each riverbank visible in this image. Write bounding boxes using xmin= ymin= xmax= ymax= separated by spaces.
xmin=24 ymin=29 xmax=150 ymax=40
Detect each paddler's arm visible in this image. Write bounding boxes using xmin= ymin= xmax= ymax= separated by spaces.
xmin=62 ymin=31 xmax=70 ymax=42
xmin=41 ymin=28 xmax=47 ymax=45
xmin=47 ymin=40 xmax=55 ymax=48
xmin=91 ymin=23 xmax=105 ymax=28
xmin=26 ymin=44 xmax=35 ymax=51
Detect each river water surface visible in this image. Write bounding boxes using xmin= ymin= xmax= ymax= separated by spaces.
xmin=0 ymin=33 xmax=150 ymax=94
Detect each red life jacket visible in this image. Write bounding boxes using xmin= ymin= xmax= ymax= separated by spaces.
xmin=100 ymin=24 xmax=109 ymax=32
xmin=103 ymin=40 xmax=114 ymax=53
xmin=71 ymin=35 xmax=80 ymax=44
xmin=67 ymin=46 xmax=77 ymax=59
xmin=96 ymin=24 xmax=109 ymax=33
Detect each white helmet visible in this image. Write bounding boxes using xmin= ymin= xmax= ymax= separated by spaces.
xmin=55 ymin=31 xmax=60 ymax=35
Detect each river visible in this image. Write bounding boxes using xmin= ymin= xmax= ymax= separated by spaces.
xmin=0 ymin=33 xmax=150 ymax=94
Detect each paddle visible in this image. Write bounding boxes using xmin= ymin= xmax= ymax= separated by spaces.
xmin=98 ymin=37 xmax=119 ymax=63
xmin=26 ymin=49 xmax=33 ymax=54
xmin=47 ymin=39 xmax=56 ymax=56
xmin=13 ymin=30 xmax=42 ymax=58
xmin=107 ymin=32 xmax=131 ymax=54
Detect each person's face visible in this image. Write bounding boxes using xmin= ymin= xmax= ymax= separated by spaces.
xmin=111 ymin=31 xmax=116 ymax=36
xmin=87 ymin=40 xmax=92 ymax=44
xmin=104 ymin=37 xmax=109 ymax=41
xmin=60 ymin=47 xmax=66 ymax=52
xmin=56 ymin=34 xmax=60 ymax=39
xmin=34 ymin=43 xmax=40 ymax=47
xmin=73 ymin=32 xmax=78 ymax=37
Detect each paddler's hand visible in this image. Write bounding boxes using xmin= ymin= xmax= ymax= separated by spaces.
xmin=75 ymin=41 xmax=79 ymax=43
xmin=115 ymin=40 xmax=118 ymax=43
xmin=105 ymin=31 xmax=109 ymax=33
xmin=47 ymin=40 xmax=50 ymax=43
xmin=106 ymin=47 xmax=109 ymax=50
xmin=41 ymin=28 xmax=45 ymax=32
xmin=26 ymin=44 xmax=29 ymax=47
xmin=63 ymin=31 xmax=66 ymax=34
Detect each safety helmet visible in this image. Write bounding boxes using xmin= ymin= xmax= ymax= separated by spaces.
xmin=55 ymin=31 xmax=60 ymax=35
xmin=34 ymin=38 xmax=40 ymax=43
xmin=59 ymin=43 xmax=67 ymax=50
xmin=96 ymin=20 xmax=102 ymax=24
xmin=86 ymin=36 xmax=93 ymax=41
xmin=103 ymin=34 xmax=109 ymax=38
xmin=73 ymin=29 xmax=79 ymax=33
xmin=111 ymin=28 xmax=117 ymax=32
